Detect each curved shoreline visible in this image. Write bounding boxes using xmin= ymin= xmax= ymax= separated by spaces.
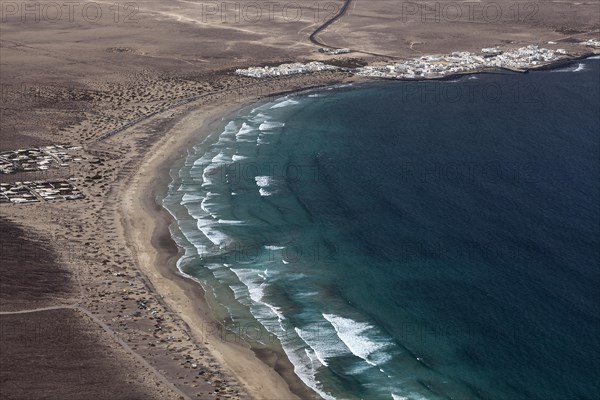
xmin=120 ymin=102 xmax=308 ymax=400
xmin=118 ymin=73 xmax=357 ymax=400
xmin=118 ymin=54 xmax=599 ymax=400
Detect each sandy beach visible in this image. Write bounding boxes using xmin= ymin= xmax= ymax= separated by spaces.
xmin=110 ymin=71 xmax=359 ymax=399
xmin=118 ymin=95 xmax=318 ymax=400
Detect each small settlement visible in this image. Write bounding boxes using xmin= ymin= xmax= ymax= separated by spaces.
xmin=582 ymin=39 xmax=600 ymax=48
xmin=355 ymin=46 xmax=565 ymax=79
xmin=236 ymin=44 xmax=598 ymax=80
xmin=1 ymin=145 xmax=90 ymax=205
xmin=0 ymin=145 xmax=90 ymax=174
xmin=235 ymin=61 xmax=339 ymax=78
xmin=0 ymin=180 xmax=85 ymax=204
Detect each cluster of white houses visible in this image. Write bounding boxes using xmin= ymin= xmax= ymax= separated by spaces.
xmin=582 ymin=39 xmax=600 ymax=48
xmin=236 ymin=43 xmax=599 ymax=80
xmin=1 ymin=144 xmax=90 ymax=204
xmin=1 ymin=180 xmax=85 ymax=204
xmin=235 ymin=62 xmax=339 ymax=78
xmin=0 ymin=145 xmax=86 ymax=174
xmin=355 ymin=46 xmax=567 ymax=79
xmin=319 ymin=47 xmax=351 ymax=55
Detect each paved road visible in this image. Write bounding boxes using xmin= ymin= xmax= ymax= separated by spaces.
xmin=309 ymin=0 xmax=354 ymax=48
xmin=308 ymin=0 xmax=399 ymax=58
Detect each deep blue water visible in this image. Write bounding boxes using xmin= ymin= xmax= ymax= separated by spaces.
xmin=164 ymin=58 xmax=600 ymax=400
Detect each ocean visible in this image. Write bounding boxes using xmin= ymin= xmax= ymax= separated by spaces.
xmin=163 ymin=58 xmax=600 ymax=400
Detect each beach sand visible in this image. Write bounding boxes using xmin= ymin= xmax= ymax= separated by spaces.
xmin=118 ymin=97 xmax=316 ymax=400
xmin=91 ymin=73 xmax=356 ymax=400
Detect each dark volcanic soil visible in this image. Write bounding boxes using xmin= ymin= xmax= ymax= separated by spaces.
xmin=0 ymin=218 xmax=76 ymax=311
xmin=0 ymin=308 xmax=154 ymax=400
xmin=0 ymin=219 xmax=158 ymax=399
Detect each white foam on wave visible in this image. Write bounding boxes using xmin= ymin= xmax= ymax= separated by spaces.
xmin=211 ymin=266 xmax=337 ymax=400
xmin=193 ymin=155 xmax=212 ymax=166
xmin=270 ymin=99 xmax=299 ymax=109
xmin=270 ymin=323 xmax=337 ymax=400
xmin=200 ymin=192 xmax=221 ymax=216
xmin=236 ymin=123 xmax=258 ymax=142
xmin=232 ymin=154 xmax=249 ymax=161
xmin=202 ymin=164 xmax=220 ymax=187
xmin=258 ymin=129 xmax=281 ymax=136
xmin=296 ymin=330 xmax=329 ymax=368
xmin=218 ymin=122 xmax=237 ymax=142
xmin=303 ymin=347 xmax=320 ymax=368
xmin=212 ymin=151 xmax=231 ymax=163
xmin=223 ymin=120 xmax=237 ymax=132
xmin=229 ymin=268 xmax=286 ymax=324
xmin=262 ymin=246 xmax=294 ymax=265
xmin=181 ymin=193 xmax=204 ymax=205
xmin=551 ymin=62 xmax=588 ymax=73
xmin=193 ymin=152 xmax=215 ymax=166
xmin=283 ymin=341 xmax=336 ymax=400
xmin=257 ymin=268 xmax=269 ymax=280
xmin=255 ymin=175 xmax=279 ymax=196
xmin=294 ymin=321 xmax=351 ymax=368
xmin=297 ymin=291 xmax=319 ymax=297
xmin=236 ymin=122 xmax=255 ymax=135
xmin=258 ymin=188 xmax=273 ymax=197
xmin=217 ymin=219 xmax=245 ymax=225
xmin=259 ymin=121 xmax=285 ymax=131
xmin=295 ymin=328 xmax=329 ymax=367
xmin=249 ymin=112 xmax=271 ymax=124
xmin=323 ymin=313 xmax=392 ymax=367
xmin=196 ymin=218 xmax=231 ymax=247
xmin=205 ymin=263 xmax=225 ymax=270
xmin=264 ymin=245 xmax=285 ymax=250
xmin=255 ymin=176 xmax=272 ymax=187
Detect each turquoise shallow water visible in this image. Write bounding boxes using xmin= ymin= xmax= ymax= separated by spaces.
xmin=164 ymin=58 xmax=600 ymax=400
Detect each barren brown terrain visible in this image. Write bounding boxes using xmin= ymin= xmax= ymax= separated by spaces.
xmin=319 ymin=0 xmax=599 ymax=57
xmin=0 ymin=0 xmax=598 ymax=399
